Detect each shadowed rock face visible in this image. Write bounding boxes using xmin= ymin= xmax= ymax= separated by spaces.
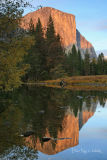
xmin=21 ymin=7 xmax=96 ymax=58
xmin=76 ymin=29 xmax=92 ymax=49
xmin=76 ymin=29 xmax=96 ymax=58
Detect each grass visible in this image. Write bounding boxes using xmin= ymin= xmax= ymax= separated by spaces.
xmin=39 ymin=75 xmax=107 ymax=91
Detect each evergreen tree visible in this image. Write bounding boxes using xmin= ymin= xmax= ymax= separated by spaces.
xmin=103 ymin=59 xmax=107 ymax=74
xmin=64 ymin=52 xmax=72 ymax=76
xmin=46 ymin=15 xmax=65 ymax=79
xmin=84 ymin=50 xmax=90 ymax=75
xmin=46 ymin=15 xmax=58 ymax=71
xmin=77 ymin=49 xmax=83 ymax=75
xmin=90 ymin=58 xmax=97 ymax=75
xmin=0 ymin=0 xmax=33 ymax=91
xmin=64 ymin=46 xmax=83 ymax=76
xmin=29 ymin=18 xmax=35 ymax=35
xmin=71 ymin=45 xmax=78 ymax=75
xmin=25 ymin=18 xmax=47 ymax=81
xmin=97 ymin=53 xmax=104 ymax=75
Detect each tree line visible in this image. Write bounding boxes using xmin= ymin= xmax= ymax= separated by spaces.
xmin=24 ymin=16 xmax=107 ymax=82
xmin=65 ymin=47 xmax=107 ymax=76
xmin=24 ymin=16 xmax=65 ymax=82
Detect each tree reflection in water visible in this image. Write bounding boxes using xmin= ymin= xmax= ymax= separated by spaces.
xmin=0 ymin=86 xmax=107 ymax=158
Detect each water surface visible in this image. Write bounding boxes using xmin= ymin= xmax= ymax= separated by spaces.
xmin=0 ymin=86 xmax=107 ymax=160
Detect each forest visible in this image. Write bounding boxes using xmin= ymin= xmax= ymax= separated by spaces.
xmin=0 ymin=0 xmax=107 ymax=91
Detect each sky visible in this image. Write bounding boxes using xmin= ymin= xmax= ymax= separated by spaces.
xmin=24 ymin=0 xmax=107 ymax=56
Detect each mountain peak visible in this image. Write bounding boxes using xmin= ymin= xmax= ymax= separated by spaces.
xmin=26 ymin=7 xmax=75 ymax=17
xmin=21 ymin=7 xmax=96 ymax=58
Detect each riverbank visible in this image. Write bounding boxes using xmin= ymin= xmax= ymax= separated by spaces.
xmin=38 ymin=75 xmax=107 ymax=91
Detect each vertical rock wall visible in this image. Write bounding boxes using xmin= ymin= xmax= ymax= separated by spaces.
xmin=21 ymin=7 xmax=97 ymax=58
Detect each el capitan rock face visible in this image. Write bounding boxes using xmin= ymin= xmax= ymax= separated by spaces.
xmin=21 ymin=7 xmax=76 ymax=47
xmin=76 ymin=29 xmax=96 ymax=58
xmin=21 ymin=7 xmax=96 ymax=58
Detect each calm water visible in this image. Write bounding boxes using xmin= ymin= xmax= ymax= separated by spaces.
xmin=0 ymin=86 xmax=107 ymax=160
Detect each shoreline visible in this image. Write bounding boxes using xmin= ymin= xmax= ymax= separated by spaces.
xmin=24 ymin=75 xmax=107 ymax=91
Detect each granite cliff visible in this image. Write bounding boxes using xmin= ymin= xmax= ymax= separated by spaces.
xmin=21 ymin=7 xmax=96 ymax=58
xmin=76 ymin=29 xmax=96 ymax=58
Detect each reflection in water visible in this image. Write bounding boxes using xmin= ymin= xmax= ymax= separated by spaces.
xmin=25 ymin=113 xmax=79 ymax=155
xmin=0 ymin=86 xmax=107 ymax=159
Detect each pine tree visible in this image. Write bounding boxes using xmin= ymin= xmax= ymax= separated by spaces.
xmin=97 ymin=53 xmax=104 ymax=75
xmin=64 ymin=46 xmax=83 ymax=76
xmin=90 ymin=58 xmax=97 ymax=75
xmin=71 ymin=45 xmax=78 ymax=76
xmin=64 ymin=52 xmax=72 ymax=76
xmin=0 ymin=0 xmax=33 ymax=91
xmin=84 ymin=50 xmax=90 ymax=75
xmin=77 ymin=49 xmax=83 ymax=75
xmin=104 ymin=59 xmax=107 ymax=74
xmin=25 ymin=18 xmax=47 ymax=81
xmin=46 ymin=15 xmax=65 ymax=79
xmin=46 ymin=15 xmax=56 ymax=45
xmin=34 ymin=18 xmax=47 ymax=80
xmin=29 ymin=18 xmax=35 ymax=35
xmin=46 ymin=15 xmax=57 ymax=71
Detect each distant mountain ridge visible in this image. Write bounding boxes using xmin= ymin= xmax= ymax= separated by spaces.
xmin=21 ymin=7 xmax=96 ymax=58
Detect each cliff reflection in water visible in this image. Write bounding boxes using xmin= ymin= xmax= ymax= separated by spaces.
xmin=24 ymin=89 xmax=97 ymax=155
xmin=0 ymin=86 xmax=107 ymax=158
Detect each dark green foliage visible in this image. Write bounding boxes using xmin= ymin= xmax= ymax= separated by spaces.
xmin=25 ymin=18 xmax=47 ymax=81
xmin=97 ymin=53 xmax=104 ymax=75
xmin=64 ymin=46 xmax=107 ymax=77
xmin=65 ymin=45 xmax=84 ymax=76
xmin=103 ymin=60 xmax=107 ymax=74
xmin=77 ymin=49 xmax=84 ymax=75
xmin=71 ymin=45 xmax=78 ymax=75
xmin=90 ymin=58 xmax=97 ymax=75
xmin=0 ymin=0 xmax=33 ymax=91
xmin=29 ymin=18 xmax=35 ymax=35
xmin=25 ymin=15 xmax=66 ymax=81
xmin=46 ymin=15 xmax=56 ymax=45
xmin=46 ymin=16 xmax=65 ymax=79
xmin=84 ymin=50 xmax=90 ymax=75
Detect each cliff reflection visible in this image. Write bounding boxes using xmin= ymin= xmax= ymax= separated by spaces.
xmin=25 ymin=113 xmax=79 ymax=155
xmin=0 ymin=87 xmax=107 ymax=157
xmin=24 ymin=89 xmax=97 ymax=155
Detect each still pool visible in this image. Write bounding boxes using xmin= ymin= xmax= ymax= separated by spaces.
xmin=0 ymin=86 xmax=107 ymax=160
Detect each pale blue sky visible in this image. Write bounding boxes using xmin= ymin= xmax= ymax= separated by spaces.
xmin=25 ymin=0 xmax=107 ymax=55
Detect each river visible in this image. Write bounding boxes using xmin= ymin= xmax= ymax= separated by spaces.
xmin=0 ymin=86 xmax=107 ymax=160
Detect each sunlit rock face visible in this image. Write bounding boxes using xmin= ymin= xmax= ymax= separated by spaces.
xmin=21 ymin=7 xmax=76 ymax=47
xmin=21 ymin=7 xmax=96 ymax=58
xmin=25 ymin=114 xmax=79 ymax=155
